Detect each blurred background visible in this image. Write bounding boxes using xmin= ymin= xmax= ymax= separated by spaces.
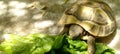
xmin=0 ymin=0 xmax=120 ymax=53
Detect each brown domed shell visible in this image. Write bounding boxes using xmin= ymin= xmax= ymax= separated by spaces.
xmin=59 ymin=1 xmax=116 ymax=37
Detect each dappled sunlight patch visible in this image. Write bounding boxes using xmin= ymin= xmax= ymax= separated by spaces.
xmin=0 ymin=0 xmax=28 ymax=17
xmin=0 ymin=1 xmax=7 ymax=9
xmin=32 ymin=13 xmax=43 ymax=20
xmin=8 ymin=1 xmax=19 ymax=7
xmin=0 ymin=10 xmax=7 ymax=16
xmin=9 ymin=9 xmax=28 ymax=17
xmin=8 ymin=1 xmax=28 ymax=17
xmin=0 ymin=0 xmax=58 ymax=35
xmin=34 ymin=20 xmax=54 ymax=29
xmin=0 ymin=1 xmax=7 ymax=15
xmin=9 ymin=1 xmax=27 ymax=9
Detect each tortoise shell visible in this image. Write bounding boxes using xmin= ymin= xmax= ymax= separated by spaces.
xmin=59 ymin=1 xmax=116 ymax=37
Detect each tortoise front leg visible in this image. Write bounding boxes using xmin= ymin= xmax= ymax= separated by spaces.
xmin=87 ymin=36 xmax=95 ymax=54
xmin=59 ymin=25 xmax=70 ymax=35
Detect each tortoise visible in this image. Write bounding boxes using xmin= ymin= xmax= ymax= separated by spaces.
xmin=58 ymin=0 xmax=116 ymax=54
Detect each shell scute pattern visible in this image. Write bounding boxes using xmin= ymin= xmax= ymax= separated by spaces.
xmin=59 ymin=1 xmax=116 ymax=37
xmin=75 ymin=1 xmax=116 ymax=37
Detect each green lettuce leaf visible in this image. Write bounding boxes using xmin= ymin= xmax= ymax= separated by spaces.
xmin=0 ymin=34 xmax=54 ymax=54
xmin=0 ymin=34 xmax=116 ymax=54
